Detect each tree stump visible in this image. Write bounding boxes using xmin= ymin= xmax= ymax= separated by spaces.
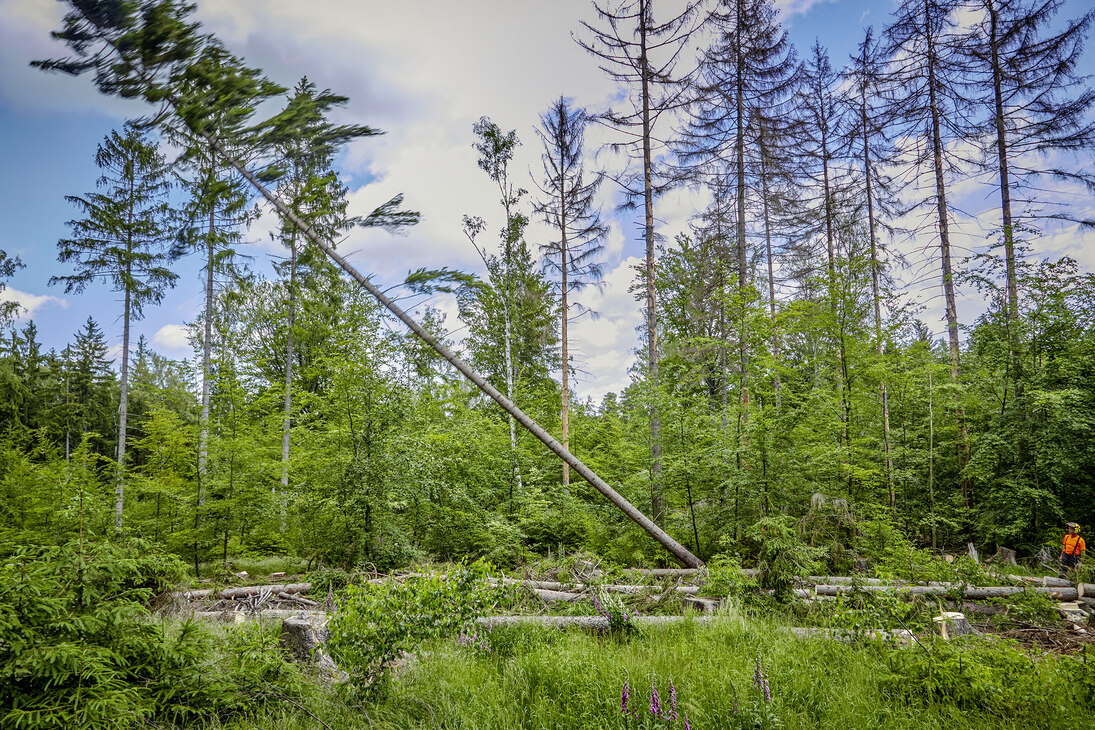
xmin=994 ymin=547 xmax=1017 ymax=566
xmin=853 ymin=558 xmax=870 ymax=574
xmin=280 ymin=616 xmax=345 ymax=680
xmin=967 ymin=542 xmax=979 ymax=562
xmin=933 ymin=611 xmax=975 ymax=639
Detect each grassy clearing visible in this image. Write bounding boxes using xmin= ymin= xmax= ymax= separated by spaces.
xmin=202 ymin=605 xmax=1092 ymax=730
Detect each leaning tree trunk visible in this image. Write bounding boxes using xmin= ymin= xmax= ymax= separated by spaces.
xmin=202 ymin=136 xmax=702 ymax=567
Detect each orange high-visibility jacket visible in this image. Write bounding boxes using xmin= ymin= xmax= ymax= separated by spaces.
xmin=1063 ymin=534 xmax=1086 ymax=556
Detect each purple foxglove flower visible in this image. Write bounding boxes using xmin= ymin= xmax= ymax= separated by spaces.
xmin=621 ymin=680 xmax=631 ymax=713
xmin=669 ymin=679 xmax=678 ymax=720
xmin=650 ymin=679 xmax=660 ymax=716
xmin=684 ymin=718 xmax=691 ymax=730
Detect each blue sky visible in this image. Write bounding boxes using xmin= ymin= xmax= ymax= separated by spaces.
xmin=0 ymin=0 xmax=1092 ymax=401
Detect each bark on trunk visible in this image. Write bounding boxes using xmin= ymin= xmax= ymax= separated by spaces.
xmin=926 ymin=0 xmax=971 ymax=505
xmin=281 ymin=235 xmax=297 ymax=494
xmin=860 ymin=76 xmax=895 ymax=507
xmin=988 ymin=0 xmax=1022 ymax=383
xmin=200 ymin=141 xmax=703 ymax=567
xmin=198 ymin=159 xmax=215 ymax=487
xmin=115 ymin=266 xmax=130 ymax=531
xmin=639 ymin=0 xmax=663 ymax=526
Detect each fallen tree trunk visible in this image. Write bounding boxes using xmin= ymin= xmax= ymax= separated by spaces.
xmin=218 ymin=583 xmax=312 ymax=600
xmin=623 ymin=568 xmax=702 ymax=578
xmin=533 ymin=588 xmax=586 ymax=603
xmin=505 ymin=579 xmax=698 ymax=596
xmin=814 ymin=584 xmax=1079 ymax=601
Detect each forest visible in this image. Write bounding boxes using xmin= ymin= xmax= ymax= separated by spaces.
xmin=2 ymin=0 xmax=1095 ymax=728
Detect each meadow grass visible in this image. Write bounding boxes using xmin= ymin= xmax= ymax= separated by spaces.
xmin=201 ymin=605 xmax=1093 ymax=729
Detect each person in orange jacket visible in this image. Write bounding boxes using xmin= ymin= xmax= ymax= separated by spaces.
xmin=1060 ymin=522 xmax=1085 ymax=571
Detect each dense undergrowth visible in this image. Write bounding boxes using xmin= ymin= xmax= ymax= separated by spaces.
xmin=199 ymin=614 xmax=1094 ymax=729
xmin=2 ymin=517 xmax=1089 ymax=729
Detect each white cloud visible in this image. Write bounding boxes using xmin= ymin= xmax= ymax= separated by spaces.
xmin=0 ymin=287 xmax=65 ymax=321
xmin=152 ymin=323 xmax=191 ymax=352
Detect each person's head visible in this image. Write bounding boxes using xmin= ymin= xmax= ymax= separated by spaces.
xmin=1067 ymin=522 xmax=1080 ymax=534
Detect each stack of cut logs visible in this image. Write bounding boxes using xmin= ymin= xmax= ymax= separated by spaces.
xmin=163 ymin=570 xmax=1095 ymax=620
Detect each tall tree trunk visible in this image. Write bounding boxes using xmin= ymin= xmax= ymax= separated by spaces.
xmin=861 ymin=81 xmax=895 ymax=507
xmin=734 ymin=1 xmax=750 ymax=454
xmin=926 ymin=6 xmax=972 ymax=505
xmin=759 ymin=148 xmax=781 ymax=411
xmin=198 ymin=163 xmax=215 ymax=489
xmin=560 ymin=211 xmax=570 ymax=485
xmin=640 ymin=0 xmax=663 ymax=526
xmin=115 ymin=263 xmax=131 ymax=531
xmin=988 ymin=0 xmax=1022 ymax=384
xmin=281 ymin=234 xmax=297 ymax=494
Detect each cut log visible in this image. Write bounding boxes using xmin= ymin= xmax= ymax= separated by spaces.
xmin=788 ymin=627 xmax=914 ymax=643
xmin=219 ymin=582 xmax=311 ymax=600
xmin=933 ymin=612 xmax=975 ymax=639
xmin=1002 ymin=575 xmax=1073 ymax=588
xmin=474 ymin=616 xmax=909 ymax=643
xmin=801 ymin=576 xmax=887 ymax=586
xmin=533 ymin=588 xmax=585 ymax=603
xmin=1057 ymin=602 xmax=1087 ymax=623
xmin=1078 ymin=583 xmax=1095 ymax=597
xmin=814 ymin=584 xmax=1079 ymax=601
xmin=477 ymin=615 xmax=717 ymax=630
xmin=624 ymin=568 xmax=702 ymax=578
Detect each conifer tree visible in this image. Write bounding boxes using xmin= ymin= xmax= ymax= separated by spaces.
xmin=534 ymin=97 xmax=607 ymax=485
xmin=577 ymin=0 xmax=700 ymax=525
xmin=961 ymin=0 xmax=1095 ymax=386
xmin=844 ymin=26 xmax=905 ymax=506
xmin=886 ymin=0 xmax=973 ymax=505
xmin=51 ymin=127 xmax=176 ymax=529
xmin=681 ymin=0 xmax=797 ymax=458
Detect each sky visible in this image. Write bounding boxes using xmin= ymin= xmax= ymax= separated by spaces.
xmin=0 ymin=0 xmax=1093 ymax=403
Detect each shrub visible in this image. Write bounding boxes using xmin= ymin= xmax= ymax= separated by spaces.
xmin=0 ymin=538 xmax=309 ymax=728
xmin=326 ymin=559 xmax=513 ymax=695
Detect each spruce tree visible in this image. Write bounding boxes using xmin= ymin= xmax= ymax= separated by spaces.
xmin=886 ymin=0 xmax=973 ymax=506
xmin=533 ymin=97 xmax=607 ymax=485
xmin=51 ymin=126 xmax=176 ymax=530
xmin=960 ymin=0 xmax=1095 ymax=386
xmin=577 ymin=0 xmax=700 ymax=525
xmin=680 ymin=0 xmax=797 ymax=460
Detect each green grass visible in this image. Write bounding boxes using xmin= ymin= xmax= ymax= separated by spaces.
xmin=199 ymin=605 xmax=1093 ymax=729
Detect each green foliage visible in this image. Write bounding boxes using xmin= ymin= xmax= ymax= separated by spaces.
xmin=0 ymin=537 xmax=316 ymax=729
xmin=326 ymin=560 xmax=514 ymax=694
xmin=745 ymin=516 xmax=825 ymax=601
xmin=701 ymin=554 xmax=759 ymax=600
xmin=883 ymin=638 xmax=1088 ymax=718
